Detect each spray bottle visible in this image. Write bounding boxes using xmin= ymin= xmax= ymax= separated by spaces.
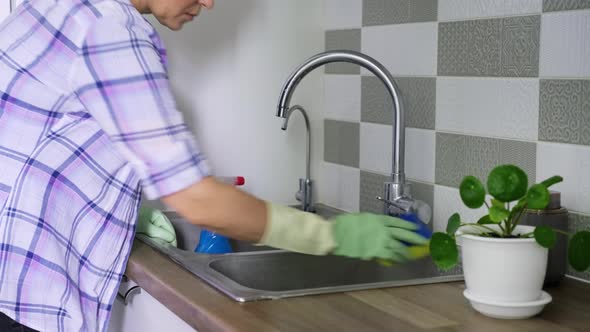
xmin=194 ymin=176 xmax=245 ymax=254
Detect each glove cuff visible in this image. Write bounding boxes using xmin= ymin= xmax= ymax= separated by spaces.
xmin=260 ymin=203 xmax=337 ymax=255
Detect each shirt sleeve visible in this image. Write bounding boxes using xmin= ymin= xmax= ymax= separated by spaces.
xmin=69 ymin=18 xmax=211 ymax=199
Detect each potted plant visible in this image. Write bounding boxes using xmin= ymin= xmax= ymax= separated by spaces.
xmin=429 ymin=164 xmax=590 ymax=319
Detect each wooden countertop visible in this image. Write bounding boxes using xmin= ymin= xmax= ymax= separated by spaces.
xmin=125 ymin=240 xmax=590 ymax=332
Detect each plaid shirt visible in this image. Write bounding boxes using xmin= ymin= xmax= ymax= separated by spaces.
xmin=0 ymin=0 xmax=210 ymax=330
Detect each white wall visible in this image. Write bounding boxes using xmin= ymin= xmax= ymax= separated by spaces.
xmin=149 ymin=0 xmax=325 ymax=205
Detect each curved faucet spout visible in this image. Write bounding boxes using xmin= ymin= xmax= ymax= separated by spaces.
xmin=276 ymin=50 xmax=405 ymax=185
xmin=282 ymin=105 xmax=311 ymax=181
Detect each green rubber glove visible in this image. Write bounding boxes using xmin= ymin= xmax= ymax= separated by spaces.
xmin=136 ymin=207 xmax=177 ymax=247
xmin=332 ymin=213 xmax=428 ymax=261
xmin=260 ymin=204 xmax=428 ymax=262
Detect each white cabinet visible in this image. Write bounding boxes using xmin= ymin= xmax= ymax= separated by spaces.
xmin=108 ymin=279 xmax=197 ymax=332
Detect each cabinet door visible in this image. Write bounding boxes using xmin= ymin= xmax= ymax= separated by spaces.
xmin=0 ymin=1 xmax=10 ymax=23
xmin=108 ymin=280 xmax=197 ymax=332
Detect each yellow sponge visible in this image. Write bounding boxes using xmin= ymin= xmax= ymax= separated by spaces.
xmin=376 ymin=244 xmax=430 ymax=267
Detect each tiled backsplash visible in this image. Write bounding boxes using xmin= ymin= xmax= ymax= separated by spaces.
xmin=321 ymin=0 xmax=590 ymax=281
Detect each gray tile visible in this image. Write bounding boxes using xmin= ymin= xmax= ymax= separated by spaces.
xmin=438 ymin=16 xmax=540 ymax=77
xmin=408 ymin=180 xmax=435 ymax=231
xmin=363 ymin=0 xmax=437 ymax=26
xmin=324 ymin=119 xmax=360 ymax=168
xmin=544 ymin=0 xmax=590 ymax=12
xmin=501 ymin=15 xmax=540 ymax=77
xmin=567 ymin=213 xmax=590 ymax=281
xmin=468 ymin=18 xmax=502 ymax=76
xmin=359 ymin=171 xmax=434 ymax=230
xmin=361 ymin=76 xmax=436 ymax=129
xmin=539 ymin=80 xmax=590 ymax=146
xmin=325 ymin=29 xmax=361 ymax=74
xmin=438 ymin=21 xmax=471 ymax=76
xmin=435 ymin=133 xmax=467 ymax=187
xmin=360 ymin=171 xmax=388 ymax=214
xmin=499 ymin=140 xmax=537 ymax=184
xmin=435 ymin=133 xmax=537 ymax=188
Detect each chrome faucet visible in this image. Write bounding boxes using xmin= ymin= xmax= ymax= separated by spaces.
xmin=281 ymin=105 xmax=314 ymax=212
xmin=276 ymin=50 xmax=431 ymax=222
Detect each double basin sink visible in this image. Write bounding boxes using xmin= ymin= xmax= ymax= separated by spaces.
xmin=137 ymin=204 xmax=463 ymax=302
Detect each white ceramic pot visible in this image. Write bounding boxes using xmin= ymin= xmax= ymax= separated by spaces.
xmin=458 ymin=225 xmax=548 ymax=303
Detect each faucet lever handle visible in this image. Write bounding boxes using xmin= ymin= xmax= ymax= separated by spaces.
xmin=376 ymin=196 xmax=432 ymax=225
xmin=376 ymin=196 xmax=412 ymax=212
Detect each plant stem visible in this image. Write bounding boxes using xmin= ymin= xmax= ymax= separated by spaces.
xmin=510 ymin=205 xmax=527 ymax=234
xmin=484 ymin=201 xmax=490 ymax=209
xmin=553 ymin=229 xmax=571 ymax=237
xmin=498 ymin=222 xmax=507 ymax=234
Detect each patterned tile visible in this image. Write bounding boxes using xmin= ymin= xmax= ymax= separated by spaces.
xmin=438 ymin=16 xmax=540 ymax=77
xmin=362 ymin=0 xmax=437 ymax=26
xmin=361 ymin=76 xmax=435 ymax=129
xmin=468 ymin=18 xmax=502 ymax=76
xmin=360 ymin=171 xmax=389 ymax=214
xmin=544 ymin=0 xmax=590 ymax=12
xmin=435 ymin=133 xmax=536 ymax=188
xmin=501 ymin=15 xmax=540 ymax=76
xmin=407 ymin=180 xmax=435 ymax=228
xmin=359 ymin=170 xmax=434 ymax=229
xmin=324 ymin=119 xmax=360 ymax=168
xmin=499 ymin=140 xmax=537 ymax=181
xmin=325 ymin=29 xmax=361 ymax=74
xmin=539 ymin=80 xmax=590 ymax=146
xmin=438 ymin=20 xmax=471 ymax=76
xmin=439 ymin=0 xmax=542 ymax=21
xmin=567 ymin=213 xmax=590 ymax=281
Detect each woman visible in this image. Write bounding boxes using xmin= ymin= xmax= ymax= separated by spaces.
xmin=0 ymin=0 xmax=427 ymax=330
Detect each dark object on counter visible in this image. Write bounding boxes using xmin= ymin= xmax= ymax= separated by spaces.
xmin=520 ymin=191 xmax=568 ymax=286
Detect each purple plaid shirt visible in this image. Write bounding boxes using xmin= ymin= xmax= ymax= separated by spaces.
xmin=0 ymin=0 xmax=210 ymax=330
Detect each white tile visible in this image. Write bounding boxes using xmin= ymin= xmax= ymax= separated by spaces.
xmin=324 ymin=0 xmax=362 ymax=29
xmin=318 ymin=161 xmax=360 ymax=212
xmin=362 ymin=22 xmax=437 ymax=76
xmin=360 ymin=122 xmax=392 ymax=174
xmin=436 ymin=78 xmax=539 ymax=141
xmin=434 ymin=185 xmax=489 ymax=232
xmin=438 ymin=0 xmax=542 ymax=21
xmin=323 ymin=75 xmax=361 ymax=122
xmin=540 ymin=11 xmax=590 ymax=78
xmin=537 ymin=143 xmax=590 ymax=215
xmin=405 ymin=128 xmax=435 ymax=183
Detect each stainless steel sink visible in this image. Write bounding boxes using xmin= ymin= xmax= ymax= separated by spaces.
xmin=137 ymin=204 xmax=463 ymax=302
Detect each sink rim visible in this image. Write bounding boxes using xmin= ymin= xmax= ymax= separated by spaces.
xmin=137 ymin=234 xmax=463 ymax=302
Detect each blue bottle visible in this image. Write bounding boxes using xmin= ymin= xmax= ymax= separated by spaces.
xmin=399 ymin=212 xmax=432 ymax=245
xmin=195 ymin=229 xmax=233 ymax=254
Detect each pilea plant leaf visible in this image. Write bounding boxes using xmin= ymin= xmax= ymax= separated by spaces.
xmin=460 ymin=176 xmax=486 ymax=209
xmin=489 ymin=206 xmax=509 ymax=223
xmin=429 ymin=233 xmax=458 ymax=270
xmin=540 ymin=175 xmax=563 ymax=189
xmin=526 ymin=184 xmax=550 ymax=209
xmin=477 ymin=215 xmax=493 ymax=224
xmin=569 ymin=231 xmax=590 ymax=272
xmin=534 ymin=226 xmax=556 ymax=248
xmin=487 ymin=165 xmax=528 ymax=203
xmin=446 ymin=213 xmax=461 ymax=235
xmin=491 ymin=199 xmax=505 ymax=209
